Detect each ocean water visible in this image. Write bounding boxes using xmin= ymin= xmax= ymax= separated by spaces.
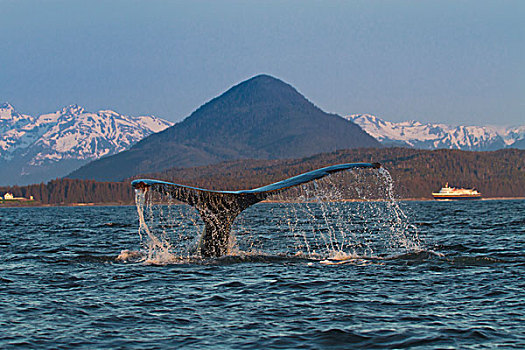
xmin=1 ymin=200 xmax=524 ymax=349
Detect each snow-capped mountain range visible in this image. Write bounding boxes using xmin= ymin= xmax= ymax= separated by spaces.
xmin=2 ymin=101 xmax=523 ymax=186
xmin=0 ymin=103 xmax=173 ymax=185
xmin=346 ymin=114 xmax=525 ymax=151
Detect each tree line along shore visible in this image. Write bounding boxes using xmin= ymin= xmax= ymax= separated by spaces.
xmin=1 ymin=148 xmax=523 ymax=206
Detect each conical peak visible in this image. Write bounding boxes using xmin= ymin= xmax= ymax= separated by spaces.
xmin=229 ymin=74 xmax=297 ymax=95
xmin=243 ymin=74 xmax=286 ymax=85
xmin=200 ymin=74 xmax=313 ymax=114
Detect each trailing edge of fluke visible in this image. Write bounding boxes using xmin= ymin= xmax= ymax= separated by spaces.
xmin=132 ymin=162 xmax=381 ymax=258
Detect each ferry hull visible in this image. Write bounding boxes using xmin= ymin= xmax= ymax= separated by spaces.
xmin=432 ymin=195 xmax=482 ymax=201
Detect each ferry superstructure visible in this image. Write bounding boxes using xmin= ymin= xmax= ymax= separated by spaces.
xmin=432 ymin=183 xmax=482 ymax=200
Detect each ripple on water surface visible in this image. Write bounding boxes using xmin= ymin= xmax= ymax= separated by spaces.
xmin=0 ymin=200 xmax=524 ymax=348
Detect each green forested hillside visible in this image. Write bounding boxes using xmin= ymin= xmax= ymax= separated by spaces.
xmin=0 ymin=179 xmax=134 ymax=205
xmin=1 ymin=148 xmax=523 ymax=205
xmin=138 ymin=148 xmax=524 ymax=198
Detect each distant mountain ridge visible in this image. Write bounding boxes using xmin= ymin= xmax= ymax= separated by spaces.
xmin=69 ymin=75 xmax=380 ymax=181
xmin=346 ymin=114 xmax=525 ymax=151
xmin=0 ymin=103 xmax=173 ymax=185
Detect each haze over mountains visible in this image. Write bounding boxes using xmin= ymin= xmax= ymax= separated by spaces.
xmin=347 ymin=114 xmax=525 ymax=151
xmin=0 ymin=103 xmax=172 ymax=185
xmin=68 ymin=75 xmax=380 ymax=181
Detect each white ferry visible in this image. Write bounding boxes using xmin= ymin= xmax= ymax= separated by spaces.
xmin=432 ymin=183 xmax=482 ymax=200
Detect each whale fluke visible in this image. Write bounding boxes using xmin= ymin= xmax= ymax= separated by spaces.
xmin=132 ymin=162 xmax=381 ymax=258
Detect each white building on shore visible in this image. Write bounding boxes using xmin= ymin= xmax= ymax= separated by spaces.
xmin=1 ymin=193 xmax=34 ymax=201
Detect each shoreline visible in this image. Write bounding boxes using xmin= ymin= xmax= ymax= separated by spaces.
xmin=1 ymin=197 xmax=524 ymax=208
xmin=396 ymin=197 xmax=525 ymax=202
xmin=0 ymin=202 xmax=135 ymax=208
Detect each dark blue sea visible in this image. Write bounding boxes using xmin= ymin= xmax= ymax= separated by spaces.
xmin=1 ymin=200 xmax=524 ymax=349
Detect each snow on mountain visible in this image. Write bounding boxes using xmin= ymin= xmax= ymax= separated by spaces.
xmin=0 ymin=103 xmax=173 ymax=185
xmin=0 ymin=103 xmax=35 ymax=135
xmin=346 ymin=114 xmax=525 ymax=151
xmin=504 ymin=125 xmax=525 ymax=146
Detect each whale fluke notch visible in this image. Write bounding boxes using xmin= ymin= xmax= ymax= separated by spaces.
xmin=132 ymin=162 xmax=381 ymax=258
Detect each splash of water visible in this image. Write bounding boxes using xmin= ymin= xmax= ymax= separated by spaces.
xmin=134 ymin=188 xmax=179 ymax=264
xmin=131 ymin=167 xmax=422 ymax=264
xmin=378 ymin=167 xmax=422 ymax=252
xmin=258 ymin=167 xmax=422 ymax=260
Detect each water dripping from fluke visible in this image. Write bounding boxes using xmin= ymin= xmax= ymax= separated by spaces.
xmin=127 ymin=162 xmax=423 ymax=265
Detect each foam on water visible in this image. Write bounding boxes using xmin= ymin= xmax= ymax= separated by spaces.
xmin=3 ymin=198 xmax=524 ymax=348
xmin=132 ymin=167 xmax=422 ymax=264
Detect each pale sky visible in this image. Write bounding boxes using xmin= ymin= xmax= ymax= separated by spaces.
xmin=1 ymin=0 xmax=523 ymax=126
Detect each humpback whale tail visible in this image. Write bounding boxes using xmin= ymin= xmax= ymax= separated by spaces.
xmin=132 ymin=162 xmax=381 ymax=258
